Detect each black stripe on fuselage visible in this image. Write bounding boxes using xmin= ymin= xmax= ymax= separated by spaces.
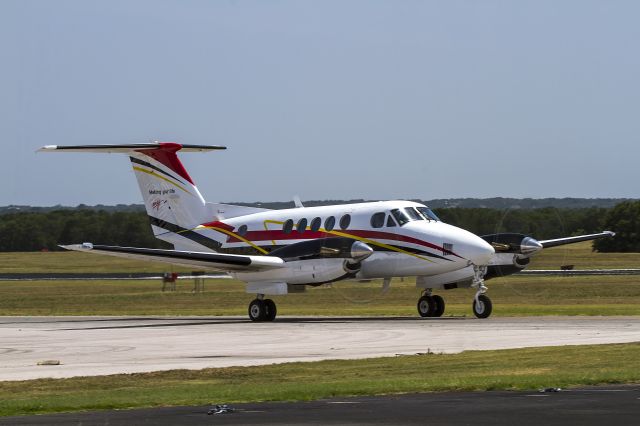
xmin=217 ymin=242 xmax=453 ymax=261
xmin=130 ymin=157 xmax=186 ymax=185
xmin=149 ymin=216 xmax=222 ymax=251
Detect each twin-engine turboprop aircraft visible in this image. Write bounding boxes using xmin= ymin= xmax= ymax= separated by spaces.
xmin=40 ymin=143 xmax=614 ymax=321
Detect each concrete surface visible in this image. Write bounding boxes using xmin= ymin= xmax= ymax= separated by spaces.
xmin=1 ymin=316 xmax=639 ymax=381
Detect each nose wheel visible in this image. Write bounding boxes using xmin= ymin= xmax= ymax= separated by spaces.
xmin=472 ymin=294 xmax=492 ymax=318
xmin=417 ymin=292 xmax=445 ymax=317
xmin=248 ymin=296 xmax=277 ymax=322
xmin=471 ymin=264 xmax=492 ymax=319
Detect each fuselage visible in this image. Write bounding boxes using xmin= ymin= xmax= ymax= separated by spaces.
xmin=194 ymin=200 xmax=494 ymax=283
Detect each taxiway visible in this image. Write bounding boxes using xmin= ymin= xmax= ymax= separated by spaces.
xmin=1 ymin=316 xmax=639 ymax=381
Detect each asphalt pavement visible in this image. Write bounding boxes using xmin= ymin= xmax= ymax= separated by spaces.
xmin=2 ymin=385 xmax=639 ymax=426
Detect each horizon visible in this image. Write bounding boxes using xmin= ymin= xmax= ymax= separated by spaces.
xmin=2 ymin=196 xmax=635 ymax=211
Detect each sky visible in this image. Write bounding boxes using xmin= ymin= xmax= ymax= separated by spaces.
xmin=2 ymin=0 xmax=639 ymax=206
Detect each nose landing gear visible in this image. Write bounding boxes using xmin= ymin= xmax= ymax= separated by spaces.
xmin=471 ymin=264 xmax=492 ymax=319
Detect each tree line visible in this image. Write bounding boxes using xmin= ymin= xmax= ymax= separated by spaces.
xmin=0 ymin=210 xmax=166 ymax=252
xmin=0 ymin=202 xmax=637 ymax=252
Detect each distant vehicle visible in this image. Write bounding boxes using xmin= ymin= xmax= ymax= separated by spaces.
xmin=40 ymin=143 xmax=614 ymax=321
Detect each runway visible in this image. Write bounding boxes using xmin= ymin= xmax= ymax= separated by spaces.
xmin=1 ymin=316 xmax=639 ymax=381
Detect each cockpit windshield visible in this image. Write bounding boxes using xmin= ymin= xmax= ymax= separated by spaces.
xmin=390 ymin=208 xmax=412 ymax=226
xmin=390 ymin=207 xmax=441 ymax=226
xmin=416 ymin=206 xmax=440 ymax=222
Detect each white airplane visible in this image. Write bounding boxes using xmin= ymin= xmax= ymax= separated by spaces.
xmin=40 ymin=142 xmax=614 ymax=321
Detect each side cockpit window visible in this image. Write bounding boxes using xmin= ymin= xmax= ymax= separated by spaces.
xmin=386 ymin=215 xmax=397 ymax=227
xmin=391 ymin=208 xmax=410 ymax=226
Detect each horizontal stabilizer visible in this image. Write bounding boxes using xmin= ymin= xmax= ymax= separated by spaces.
xmin=539 ymin=231 xmax=615 ymax=249
xmin=38 ymin=142 xmax=226 ymax=153
xmin=61 ymin=243 xmax=284 ymax=272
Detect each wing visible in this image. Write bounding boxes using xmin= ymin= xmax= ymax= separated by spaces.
xmin=538 ymin=231 xmax=616 ymax=248
xmin=61 ymin=243 xmax=284 ymax=272
xmin=482 ymin=230 xmax=615 ymax=280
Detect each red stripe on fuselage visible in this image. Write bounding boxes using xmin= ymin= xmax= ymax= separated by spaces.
xmin=224 ymin=228 xmax=463 ymax=259
xmin=136 ymin=143 xmax=195 ymax=185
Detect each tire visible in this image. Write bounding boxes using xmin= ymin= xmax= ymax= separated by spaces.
xmin=472 ymin=294 xmax=492 ymax=319
xmin=264 ymin=299 xmax=277 ymax=322
xmin=417 ymin=296 xmax=436 ymax=317
xmin=248 ymin=299 xmax=266 ymax=322
xmin=432 ymin=295 xmax=445 ymax=317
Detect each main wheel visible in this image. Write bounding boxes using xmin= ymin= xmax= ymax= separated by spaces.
xmin=417 ymin=296 xmax=436 ymax=317
xmin=248 ymin=299 xmax=266 ymax=322
xmin=472 ymin=294 xmax=492 ymax=319
xmin=432 ymin=295 xmax=445 ymax=317
xmin=264 ymin=299 xmax=277 ymax=322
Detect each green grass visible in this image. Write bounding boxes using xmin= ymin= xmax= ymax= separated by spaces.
xmin=1 ymin=242 xmax=639 ymax=316
xmin=1 ymin=342 xmax=639 ymax=417
xmin=1 ymin=275 xmax=640 ymax=316
xmin=528 ymin=241 xmax=640 ymax=270
xmin=0 ymin=251 xmax=193 ymax=273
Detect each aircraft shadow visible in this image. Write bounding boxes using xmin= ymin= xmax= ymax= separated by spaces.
xmin=52 ymin=315 xmax=468 ymax=330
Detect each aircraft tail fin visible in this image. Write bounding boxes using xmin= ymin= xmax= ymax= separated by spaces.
xmin=39 ymin=142 xmax=226 ymax=251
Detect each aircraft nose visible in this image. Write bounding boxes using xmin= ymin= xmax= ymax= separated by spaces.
xmin=468 ymin=236 xmax=495 ymax=265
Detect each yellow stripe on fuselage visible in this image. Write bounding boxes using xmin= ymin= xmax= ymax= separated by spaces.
xmin=198 ymin=225 xmax=270 ymax=255
xmin=256 ymin=219 xmax=434 ymax=263
xmin=328 ymin=229 xmax=435 ymax=263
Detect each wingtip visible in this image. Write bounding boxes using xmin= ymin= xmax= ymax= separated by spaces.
xmin=36 ymin=145 xmax=58 ymax=153
xmin=59 ymin=242 xmax=94 ymax=251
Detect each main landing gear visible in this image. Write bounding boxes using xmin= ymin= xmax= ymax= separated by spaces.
xmin=248 ymin=295 xmax=277 ymax=322
xmin=417 ymin=291 xmax=445 ymax=318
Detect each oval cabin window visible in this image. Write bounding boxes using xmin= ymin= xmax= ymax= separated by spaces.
xmin=370 ymin=212 xmax=385 ymax=228
xmin=339 ymin=214 xmax=351 ymax=230
xmin=282 ymin=219 xmax=294 ymax=234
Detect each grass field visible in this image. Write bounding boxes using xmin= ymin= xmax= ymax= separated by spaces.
xmin=1 ymin=275 xmax=640 ymax=316
xmin=0 ymin=342 xmax=639 ymax=417
xmin=1 ymin=242 xmax=639 ymax=316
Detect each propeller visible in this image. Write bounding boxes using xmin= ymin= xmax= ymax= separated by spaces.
xmin=481 ymin=233 xmax=543 ymax=256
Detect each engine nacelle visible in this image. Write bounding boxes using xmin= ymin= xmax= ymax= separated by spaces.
xmin=268 ymin=237 xmax=373 ymax=263
xmin=480 ymin=233 xmax=543 ymax=256
xmin=240 ymin=238 xmax=375 ymax=285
